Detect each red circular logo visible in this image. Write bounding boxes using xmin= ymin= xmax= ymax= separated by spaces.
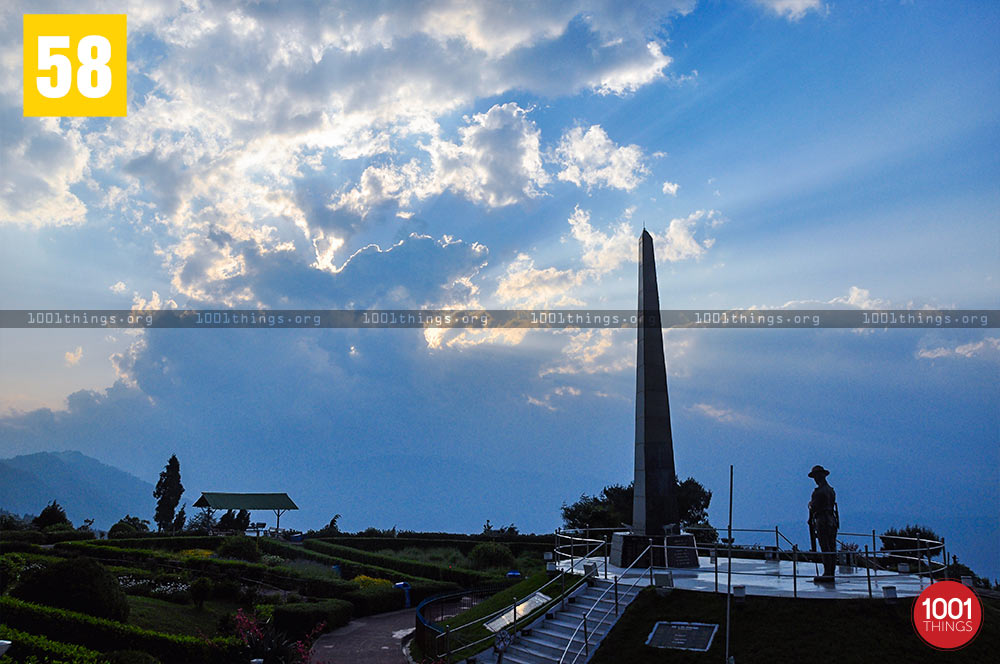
xmin=912 ymin=580 xmax=983 ymax=650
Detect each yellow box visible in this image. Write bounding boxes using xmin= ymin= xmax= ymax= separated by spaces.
xmin=23 ymin=14 xmax=127 ymax=117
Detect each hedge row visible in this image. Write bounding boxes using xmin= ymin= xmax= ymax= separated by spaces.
xmin=83 ymin=536 xmax=223 ymax=551
xmin=0 ymin=530 xmax=96 ymax=545
xmin=260 ymin=540 xmax=427 ymax=584
xmin=272 ymin=599 xmax=353 ymax=639
xmin=56 ymin=541 xmax=357 ymax=598
xmin=317 ymin=536 xmax=550 ymax=556
xmin=302 ymin=540 xmax=494 ymax=586
xmin=0 ymin=624 xmax=110 ymax=664
xmin=0 ymin=597 xmax=244 ymax=664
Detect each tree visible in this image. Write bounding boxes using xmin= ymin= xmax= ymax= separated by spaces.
xmin=235 ymin=509 xmax=251 ymax=531
xmin=31 ymin=500 xmax=71 ymax=530
xmin=188 ymin=506 xmax=216 ymax=532
xmin=172 ymin=503 xmax=187 ymax=532
xmin=109 ymin=514 xmax=150 ymax=539
xmin=561 ymin=478 xmax=716 ymax=542
xmin=153 ymin=454 xmax=184 ymax=532
xmin=217 ymin=509 xmax=237 ymax=531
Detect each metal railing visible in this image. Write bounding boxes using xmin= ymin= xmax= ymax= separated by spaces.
xmin=419 ymin=536 xmax=605 ymax=662
xmin=558 ymin=542 xmax=652 ymax=664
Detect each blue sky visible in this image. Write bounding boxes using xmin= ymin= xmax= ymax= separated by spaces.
xmin=1 ymin=1 xmax=997 ymax=577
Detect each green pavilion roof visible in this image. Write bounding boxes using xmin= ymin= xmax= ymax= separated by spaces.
xmin=192 ymin=492 xmax=298 ymax=511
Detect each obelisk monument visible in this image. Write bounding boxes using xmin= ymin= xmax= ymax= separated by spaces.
xmin=633 ymin=229 xmax=680 ymax=534
xmin=610 ymin=230 xmax=698 ymax=568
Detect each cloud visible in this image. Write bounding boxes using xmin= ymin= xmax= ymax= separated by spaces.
xmin=917 ymin=337 xmax=1000 ymax=361
xmin=0 ymin=112 xmax=89 ymax=227
xmin=689 ymin=402 xmax=749 ymax=424
xmin=496 ymin=254 xmax=585 ymax=308
xmin=64 ymin=347 xmax=83 ymax=367
xmin=662 ymin=181 xmax=679 ymax=196
xmin=420 ymin=103 xmax=549 ymax=207
xmin=753 ymin=0 xmax=825 ymax=21
xmin=109 ymin=281 xmax=128 ymax=294
xmin=554 ymin=125 xmax=648 ymax=191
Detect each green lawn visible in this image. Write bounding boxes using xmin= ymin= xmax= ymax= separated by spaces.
xmin=127 ymin=595 xmax=241 ymax=637
xmin=591 ymin=588 xmax=1000 ymax=664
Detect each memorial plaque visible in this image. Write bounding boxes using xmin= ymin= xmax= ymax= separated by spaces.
xmin=665 ymin=534 xmax=700 ymax=568
xmin=645 ymin=621 xmax=718 ymax=652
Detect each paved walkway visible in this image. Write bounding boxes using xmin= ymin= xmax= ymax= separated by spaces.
xmin=556 ymin=555 xmax=931 ymax=598
xmin=311 ymin=608 xmax=414 ymax=664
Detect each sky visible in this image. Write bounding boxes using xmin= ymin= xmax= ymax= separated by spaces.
xmin=0 ymin=1 xmax=997 ymax=577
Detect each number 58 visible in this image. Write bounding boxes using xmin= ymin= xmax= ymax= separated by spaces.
xmin=37 ymin=34 xmax=112 ymax=99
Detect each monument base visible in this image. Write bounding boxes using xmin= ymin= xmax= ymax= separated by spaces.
xmin=609 ymin=533 xmax=701 ymax=569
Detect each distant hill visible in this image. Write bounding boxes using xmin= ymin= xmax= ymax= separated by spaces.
xmin=0 ymin=451 xmax=155 ymax=530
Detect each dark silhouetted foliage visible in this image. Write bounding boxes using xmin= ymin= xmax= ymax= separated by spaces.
xmin=217 ymin=535 xmax=260 ymax=562
xmin=31 ymin=501 xmax=71 ymax=530
xmin=12 ymin=557 xmax=129 ymax=621
xmin=153 ymin=455 xmax=184 ymax=533
xmin=469 ymin=542 xmax=515 ymax=570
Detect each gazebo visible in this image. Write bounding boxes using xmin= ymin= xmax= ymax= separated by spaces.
xmin=192 ymin=492 xmax=298 ymax=531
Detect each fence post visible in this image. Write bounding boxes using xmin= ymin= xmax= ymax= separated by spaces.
xmin=792 ymin=545 xmax=798 ymax=598
xmin=864 ymin=545 xmax=872 ymax=598
xmin=583 ymin=614 xmax=590 ymax=657
xmin=648 ymin=540 xmax=654 ymax=586
xmin=604 ymin=535 xmax=609 ymax=579
xmin=614 ymin=576 xmax=619 ymax=615
xmin=871 ymin=529 xmax=877 ymax=579
xmin=561 ymin=571 xmax=566 ymax=609
xmin=714 ymin=546 xmax=719 ymax=593
xmin=512 ymin=596 xmax=518 ymax=636
xmin=775 ymin=526 xmax=780 ymax=558
xmin=917 ymin=538 xmax=923 ymax=588
xmin=445 ymin=624 xmax=451 ymax=661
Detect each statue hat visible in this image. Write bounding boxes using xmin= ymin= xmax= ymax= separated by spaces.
xmin=807 ymin=464 xmax=830 ymax=479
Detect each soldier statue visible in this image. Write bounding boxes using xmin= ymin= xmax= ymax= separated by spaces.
xmin=807 ymin=464 xmax=839 ymax=583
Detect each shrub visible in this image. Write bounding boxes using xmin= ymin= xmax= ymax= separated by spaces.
xmin=0 ymin=624 xmax=108 ymax=664
xmin=107 ymin=652 xmax=162 ymax=664
xmin=12 ymin=557 xmax=130 ymax=622
xmin=260 ymin=553 xmax=285 ymax=567
xmin=469 ymin=542 xmax=515 ymax=570
xmin=301 ymin=540 xmax=493 ymax=585
xmin=0 ymin=596 xmax=244 ymax=664
xmin=31 ymin=501 xmax=71 ymax=530
xmin=353 ymin=574 xmax=392 ymax=590
xmin=190 ymin=577 xmax=212 ymax=608
xmin=272 ymin=599 xmax=353 ymax=639
xmin=217 ymin=535 xmax=260 ymax=562
xmin=341 ymin=584 xmax=405 ymax=616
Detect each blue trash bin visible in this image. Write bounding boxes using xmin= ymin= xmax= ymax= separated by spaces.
xmin=394 ymin=581 xmax=412 ymax=608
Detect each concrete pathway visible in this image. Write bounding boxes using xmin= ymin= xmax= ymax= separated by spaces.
xmin=311 ymin=608 xmax=414 ymax=664
xmin=556 ymin=555 xmax=932 ymax=599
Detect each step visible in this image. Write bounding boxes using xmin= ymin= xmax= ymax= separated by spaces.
xmin=544 ymin=614 xmax=613 ymax=635
xmin=519 ymin=633 xmax=601 ymax=661
xmin=501 ymin=647 xmax=559 ymax=664
xmin=535 ymin=621 xmax=612 ymax=641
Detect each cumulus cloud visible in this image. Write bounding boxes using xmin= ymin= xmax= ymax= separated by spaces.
xmin=554 ymin=125 xmax=648 ymax=191
xmin=917 ymin=337 xmax=1000 ymax=361
xmin=662 ymin=181 xmax=680 ymax=196
xmin=753 ymin=0 xmax=825 ymax=21
xmin=64 ymin=346 xmax=83 ymax=367
xmin=109 ymin=281 xmax=128 ymax=294
xmin=0 ymin=114 xmax=89 ymax=226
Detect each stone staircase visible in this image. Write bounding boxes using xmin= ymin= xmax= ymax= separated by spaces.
xmin=498 ymin=577 xmax=644 ymax=664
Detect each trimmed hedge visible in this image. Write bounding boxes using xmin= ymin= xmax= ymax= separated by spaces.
xmin=56 ymin=541 xmax=357 ymax=599
xmin=272 ymin=599 xmax=353 ymax=639
xmin=260 ymin=540 xmax=427 ymax=584
xmin=81 ymin=536 xmax=223 ymax=551
xmin=0 ymin=596 xmax=244 ymax=664
xmin=341 ymin=579 xmax=461 ymax=617
xmin=0 ymin=529 xmax=95 ymax=545
xmin=302 ymin=540 xmax=494 ymax=586
xmin=317 ymin=535 xmax=550 ymax=556
xmin=0 ymin=624 xmax=109 ymax=664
